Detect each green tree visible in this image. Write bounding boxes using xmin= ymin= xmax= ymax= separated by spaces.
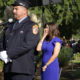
xmin=0 ymin=0 xmax=80 ymax=39
xmin=0 ymin=0 xmax=14 ymax=19
xmin=30 ymin=0 xmax=80 ymax=39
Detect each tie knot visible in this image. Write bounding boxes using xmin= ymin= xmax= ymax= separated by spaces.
xmin=15 ymin=21 xmax=19 ymax=25
xmin=13 ymin=21 xmax=19 ymax=29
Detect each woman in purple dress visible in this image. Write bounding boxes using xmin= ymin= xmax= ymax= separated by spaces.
xmin=36 ymin=22 xmax=62 ymax=80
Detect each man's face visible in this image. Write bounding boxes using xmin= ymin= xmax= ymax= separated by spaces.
xmin=13 ymin=6 xmax=27 ymax=20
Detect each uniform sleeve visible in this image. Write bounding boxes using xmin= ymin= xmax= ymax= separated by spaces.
xmin=8 ymin=24 xmax=40 ymax=59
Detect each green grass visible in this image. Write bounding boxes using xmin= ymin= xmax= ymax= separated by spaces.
xmin=0 ymin=61 xmax=4 ymax=72
xmin=71 ymin=60 xmax=80 ymax=63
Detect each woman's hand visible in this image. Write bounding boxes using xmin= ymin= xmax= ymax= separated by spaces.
xmin=36 ymin=25 xmax=49 ymax=52
xmin=42 ymin=65 xmax=47 ymax=72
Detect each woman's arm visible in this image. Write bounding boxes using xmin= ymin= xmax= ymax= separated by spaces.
xmin=36 ymin=27 xmax=49 ymax=51
xmin=42 ymin=42 xmax=61 ymax=71
xmin=36 ymin=35 xmax=46 ymax=51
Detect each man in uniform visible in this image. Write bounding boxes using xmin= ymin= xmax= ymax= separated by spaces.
xmin=0 ymin=0 xmax=40 ymax=80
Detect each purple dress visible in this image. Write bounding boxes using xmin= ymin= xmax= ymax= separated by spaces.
xmin=41 ymin=37 xmax=62 ymax=80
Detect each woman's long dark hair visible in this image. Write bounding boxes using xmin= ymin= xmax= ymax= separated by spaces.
xmin=44 ymin=22 xmax=60 ymax=41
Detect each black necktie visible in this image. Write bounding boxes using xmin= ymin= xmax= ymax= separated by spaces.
xmin=13 ymin=21 xmax=19 ymax=29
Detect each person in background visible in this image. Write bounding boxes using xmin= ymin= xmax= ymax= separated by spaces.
xmin=76 ymin=40 xmax=80 ymax=52
xmin=62 ymin=36 xmax=66 ymax=46
xmin=36 ymin=22 xmax=62 ymax=80
xmin=0 ymin=0 xmax=40 ymax=80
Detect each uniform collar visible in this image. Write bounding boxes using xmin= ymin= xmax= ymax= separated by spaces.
xmin=12 ymin=16 xmax=30 ymax=31
xmin=18 ymin=16 xmax=28 ymax=23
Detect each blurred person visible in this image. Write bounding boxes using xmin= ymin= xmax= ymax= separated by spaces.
xmin=76 ymin=40 xmax=80 ymax=52
xmin=0 ymin=0 xmax=40 ymax=80
xmin=62 ymin=36 xmax=66 ymax=46
xmin=36 ymin=22 xmax=62 ymax=80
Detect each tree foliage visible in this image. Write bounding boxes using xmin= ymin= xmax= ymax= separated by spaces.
xmin=0 ymin=0 xmax=14 ymax=18
xmin=30 ymin=0 xmax=80 ymax=39
xmin=0 ymin=0 xmax=80 ymax=39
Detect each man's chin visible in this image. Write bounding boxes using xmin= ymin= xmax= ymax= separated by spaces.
xmin=14 ymin=16 xmax=18 ymax=20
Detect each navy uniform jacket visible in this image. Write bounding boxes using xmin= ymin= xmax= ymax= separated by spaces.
xmin=2 ymin=16 xmax=40 ymax=75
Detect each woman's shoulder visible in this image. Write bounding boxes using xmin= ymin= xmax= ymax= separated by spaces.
xmin=52 ymin=37 xmax=61 ymax=40
xmin=52 ymin=37 xmax=62 ymax=44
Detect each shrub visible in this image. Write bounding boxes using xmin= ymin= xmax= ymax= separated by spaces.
xmin=73 ymin=52 xmax=80 ymax=60
xmin=58 ymin=46 xmax=73 ymax=67
xmin=0 ymin=61 xmax=4 ymax=72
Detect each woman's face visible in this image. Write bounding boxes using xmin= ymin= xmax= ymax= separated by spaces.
xmin=45 ymin=25 xmax=49 ymax=33
xmin=46 ymin=25 xmax=49 ymax=34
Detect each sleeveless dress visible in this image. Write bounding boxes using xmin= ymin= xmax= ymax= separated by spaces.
xmin=41 ymin=37 xmax=62 ymax=80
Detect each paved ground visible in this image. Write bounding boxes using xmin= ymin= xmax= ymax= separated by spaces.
xmin=34 ymin=63 xmax=80 ymax=80
xmin=0 ymin=63 xmax=80 ymax=80
xmin=60 ymin=63 xmax=80 ymax=80
xmin=0 ymin=72 xmax=3 ymax=80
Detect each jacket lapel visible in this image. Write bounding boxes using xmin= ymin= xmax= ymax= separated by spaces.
xmin=12 ymin=16 xmax=30 ymax=31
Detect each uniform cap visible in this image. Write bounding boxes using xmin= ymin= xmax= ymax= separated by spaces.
xmin=12 ymin=0 xmax=31 ymax=9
